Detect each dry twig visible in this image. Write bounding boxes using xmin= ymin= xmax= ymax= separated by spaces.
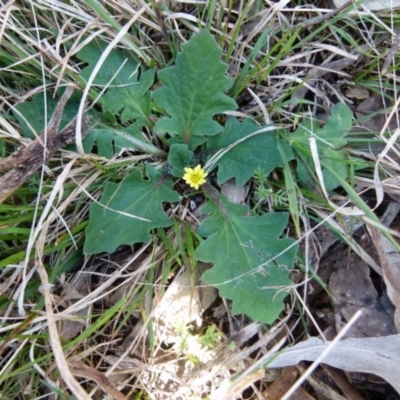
xmin=0 ymin=87 xmax=91 ymax=203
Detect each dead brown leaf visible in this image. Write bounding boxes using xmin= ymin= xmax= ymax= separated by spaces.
xmin=355 ymin=93 xmax=398 ymax=133
xmin=221 ymin=178 xmax=248 ymax=205
xmin=287 ymin=387 xmax=316 ymax=400
xmin=368 ymin=227 xmax=400 ymax=332
xmin=303 ymin=370 xmax=348 ymax=400
xmin=329 ymin=252 xmax=397 ymax=338
xmin=266 ymin=335 xmax=400 ymax=395
xmin=262 ymin=366 xmax=299 ymax=399
xmin=322 ymin=365 xmax=364 ymax=400
xmin=57 ymin=283 xmax=89 ymax=340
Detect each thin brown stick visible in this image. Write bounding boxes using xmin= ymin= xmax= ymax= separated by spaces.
xmin=0 ymin=86 xmax=76 ymax=172
xmin=0 ymin=116 xmax=90 ymax=203
xmin=0 ymin=87 xmax=91 ymax=203
xmin=70 ymin=363 xmax=129 ymax=400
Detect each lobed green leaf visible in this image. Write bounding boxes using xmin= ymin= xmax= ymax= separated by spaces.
xmin=208 ymin=117 xmax=293 ymax=187
xmin=13 ymin=89 xmax=145 ymax=159
xmin=281 ymin=103 xmax=353 ymax=190
xmin=167 ymin=144 xmax=194 ymax=177
xmin=195 ymin=193 xmax=298 ymax=324
xmin=285 ymin=102 xmax=352 ymax=151
xmin=13 ymin=89 xmax=81 ymax=139
xmin=84 ymin=165 xmax=179 ymax=254
xmin=153 ymin=31 xmax=237 ymax=148
xmin=78 ymin=41 xmax=154 ymax=126
xmin=84 ymin=122 xmax=152 ymax=159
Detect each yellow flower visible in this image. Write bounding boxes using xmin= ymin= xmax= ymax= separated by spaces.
xmin=182 ymin=164 xmax=208 ymax=190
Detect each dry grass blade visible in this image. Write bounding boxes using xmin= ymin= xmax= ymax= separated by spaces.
xmin=74 ymin=6 xmax=146 ymax=153
xmin=36 ymin=257 xmax=92 ymax=400
xmin=382 ymin=28 xmax=400 ymax=74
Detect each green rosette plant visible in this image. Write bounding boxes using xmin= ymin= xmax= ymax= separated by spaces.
xmin=15 ymin=31 xmax=354 ymax=324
